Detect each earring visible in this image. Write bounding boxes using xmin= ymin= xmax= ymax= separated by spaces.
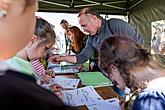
xmin=0 ymin=9 xmax=7 ymax=18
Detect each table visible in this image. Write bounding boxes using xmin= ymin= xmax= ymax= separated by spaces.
xmin=55 ymin=73 xmax=122 ymax=110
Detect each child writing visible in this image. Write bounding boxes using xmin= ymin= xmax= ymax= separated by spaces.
xmin=6 ymin=17 xmax=62 ymax=92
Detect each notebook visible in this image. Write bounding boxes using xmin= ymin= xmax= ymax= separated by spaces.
xmin=77 ymin=72 xmax=112 ymax=87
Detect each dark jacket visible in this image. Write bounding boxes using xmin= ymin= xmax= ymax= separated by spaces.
xmin=0 ymin=69 xmax=76 ymax=110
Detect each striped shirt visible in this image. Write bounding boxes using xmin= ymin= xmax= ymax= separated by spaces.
xmin=31 ymin=60 xmax=45 ymax=76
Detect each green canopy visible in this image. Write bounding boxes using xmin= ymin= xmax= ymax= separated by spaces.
xmin=39 ymin=0 xmax=165 ymax=47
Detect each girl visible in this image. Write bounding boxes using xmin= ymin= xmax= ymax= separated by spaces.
xmin=6 ymin=17 xmax=62 ymax=90
xmin=99 ymin=36 xmax=165 ymax=110
xmin=6 ymin=17 xmax=54 ymax=80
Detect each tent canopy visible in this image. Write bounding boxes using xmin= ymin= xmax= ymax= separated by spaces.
xmin=39 ymin=0 xmax=165 ymax=47
xmin=39 ymin=0 xmax=145 ymax=15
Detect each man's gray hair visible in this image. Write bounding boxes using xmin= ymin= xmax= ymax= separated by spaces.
xmin=78 ymin=7 xmax=102 ymax=19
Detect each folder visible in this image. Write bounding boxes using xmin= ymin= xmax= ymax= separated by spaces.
xmin=77 ymin=72 xmax=112 ymax=87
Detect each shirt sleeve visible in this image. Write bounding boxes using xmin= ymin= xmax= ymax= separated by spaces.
xmin=75 ymin=37 xmax=94 ymax=64
xmin=31 ymin=59 xmax=45 ymax=76
xmin=109 ymin=18 xmax=144 ymax=46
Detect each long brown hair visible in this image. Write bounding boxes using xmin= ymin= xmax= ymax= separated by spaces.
xmin=68 ymin=26 xmax=86 ymax=53
xmin=99 ymin=36 xmax=151 ymax=90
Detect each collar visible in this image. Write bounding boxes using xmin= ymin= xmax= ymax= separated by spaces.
xmin=147 ymin=77 xmax=165 ymax=89
xmin=0 ymin=61 xmax=11 ymax=71
xmin=96 ymin=18 xmax=105 ymax=35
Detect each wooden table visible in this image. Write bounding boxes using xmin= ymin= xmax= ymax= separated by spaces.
xmin=55 ymin=73 xmax=121 ymax=110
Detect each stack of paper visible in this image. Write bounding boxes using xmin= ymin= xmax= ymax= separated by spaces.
xmin=77 ymin=72 xmax=112 ymax=87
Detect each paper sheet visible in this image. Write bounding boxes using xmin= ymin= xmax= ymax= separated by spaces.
xmin=42 ymin=77 xmax=80 ymax=89
xmin=52 ymin=66 xmax=79 ymax=74
xmin=86 ymin=98 xmax=121 ymax=110
xmin=48 ymin=62 xmax=79 ymax=74
xmin=61 ymin=86 xmax=103 ymax=106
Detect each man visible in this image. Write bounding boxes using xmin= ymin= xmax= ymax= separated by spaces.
xmin=60 ymin=19 xmax=70 ymax=31
xmin=60 ymin=19 xmax=72 ymax=54
xmin=49 ymin=7 xmax=144 ymax=65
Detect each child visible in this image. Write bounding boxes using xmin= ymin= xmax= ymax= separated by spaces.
xmin=6 ymin=17 xmax=62 ymax=92
xmin=99 ymin=36 xmax=165 ymax=110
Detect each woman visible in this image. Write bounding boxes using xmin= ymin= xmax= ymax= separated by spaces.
xmin=99 ymin=36 xmax=165 ymax=110
xmin=67 ymin=26 xmax=87 ymax=54
xmin=68 ymin=26 xmax=101 ymax=72
xmin=0 ymin=0 xmax=75 ymax=110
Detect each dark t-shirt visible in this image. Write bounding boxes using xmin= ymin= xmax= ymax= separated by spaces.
xmin=0 ymin=69 xmax=75 ymax=110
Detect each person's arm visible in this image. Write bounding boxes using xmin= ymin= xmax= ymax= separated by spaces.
xmin=48 ymin=55 xmax=77 ymax=64
xmin=48 ymin=37 xmax=94 ymax=64
xmin=109 ymin=18 xmax=144 ymax=45
xmin=75 ymin=37 xmax=94 ymax=64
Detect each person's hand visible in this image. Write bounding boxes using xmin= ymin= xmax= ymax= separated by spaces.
xmin=49 ymin=84 xmax=62 ymax=92
xmin=49 ymin=84 xmax=64 ymax=99
xmin=75 ymin=64 xmax=83 ymax=72
xmin=45 ymin=69 xmax=55 ymax=78
xmin=48 ymin=54 xmax=64 ymax=64
xmin=110 ymin=65 xmax=126 ymax=90
xmin=40 ymin=74 xmax=52 ymax=84
xmin=55 ymin=91 xmax=64 ymax=100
